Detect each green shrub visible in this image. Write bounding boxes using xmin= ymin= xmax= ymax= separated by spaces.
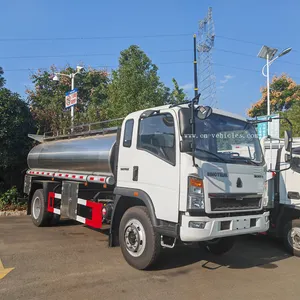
xmin=0 ymin=186 xmax=26 ymax=210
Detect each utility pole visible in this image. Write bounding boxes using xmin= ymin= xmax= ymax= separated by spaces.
xmin=197 ymin=7 xmax=216 ymax=106
xmin=193 ymin=34 xmax=198 ymax=99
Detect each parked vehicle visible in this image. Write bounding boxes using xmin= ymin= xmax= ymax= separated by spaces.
xmin=262 ymin=133 xmax=300 ymax=256
xmin=24 ymin=99 xmax=269 ymax=269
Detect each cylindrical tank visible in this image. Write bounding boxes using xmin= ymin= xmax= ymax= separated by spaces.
xmin=27 ymin=134 xmax=117 ymax=176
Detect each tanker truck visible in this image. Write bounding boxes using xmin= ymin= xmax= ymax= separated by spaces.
xmin=23 ymin=98 xmax=269 ymax=269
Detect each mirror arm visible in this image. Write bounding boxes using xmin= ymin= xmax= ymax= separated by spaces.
xmin=188 ymin=93 xmax=201 ymax=167
xmin=269 ymin=165 xmax=292 ymax=173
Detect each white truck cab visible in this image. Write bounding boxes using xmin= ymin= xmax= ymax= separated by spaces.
xmin=24 ymin=101 xmax=269 ymax=269
xmin=262 ymin=133 xmax=300 ymax=256
xmin=119 ymin=104 xmax=269 ymax=241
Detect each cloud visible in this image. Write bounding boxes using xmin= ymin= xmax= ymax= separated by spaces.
xmin=180 ymin=82 xmax=194 ymax=91
xmin=220 ymin=74 xmax=234 ymax=84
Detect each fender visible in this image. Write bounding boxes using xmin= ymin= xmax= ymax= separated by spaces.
xmin=109 ymin=187 xmax=179 ymax=247
xmin=109 ymin=187 xmax=158 ymax=247
xmin=113 ymin=187 xmax=158 ymax=226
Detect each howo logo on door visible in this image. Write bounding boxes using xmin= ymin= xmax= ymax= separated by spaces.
xmin=207 ymin=172 xmax=228 ymax=178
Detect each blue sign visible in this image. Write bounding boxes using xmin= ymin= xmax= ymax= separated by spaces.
xmin=65 ymin=88 xmax=78 ymax=108
xmin=256 ymin=114 xmax=280 ymax=139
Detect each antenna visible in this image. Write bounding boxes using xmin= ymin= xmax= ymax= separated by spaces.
xmin=197 ymin=7 xmax=216 ymax=107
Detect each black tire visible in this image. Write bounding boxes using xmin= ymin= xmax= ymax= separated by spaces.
xmin=202 ymin=237 xmax=235 ymax=255
xmin=283 ymin=219 xmax=300 ymax=257
xmin=31 ymin=189 xmax=50 ymax=227
xmin=49 ymin=213 xmax=61 ymax=226
xmin=119 ymin=206 xmax=161 ymax=270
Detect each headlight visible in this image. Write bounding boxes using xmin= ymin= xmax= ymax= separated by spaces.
xmin=187 ymin=176 xmax=205 ymax=210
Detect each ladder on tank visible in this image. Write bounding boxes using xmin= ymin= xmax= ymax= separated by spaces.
xmin=28 ymin=118 xmax=124 ymax=143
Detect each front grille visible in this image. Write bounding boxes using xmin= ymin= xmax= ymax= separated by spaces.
xmin=210 ymin=196 xmax=261 ymax=212
xmin=189 ymin=210 xmax=264 ymax=218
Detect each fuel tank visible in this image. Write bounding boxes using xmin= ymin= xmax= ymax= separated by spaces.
xmin=27 ymin=134 xmax=117 ymax=176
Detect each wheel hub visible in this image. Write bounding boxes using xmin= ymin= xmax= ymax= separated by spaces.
xmin=124 ymin=219 xmax=146 ymax=257
xmin=32 ymin=197 xmax=41 ymax=220
xmin=125 ymin=225 xmax=140 ymax=252
xmin=288 ymin=227 xmax=300 ymax=251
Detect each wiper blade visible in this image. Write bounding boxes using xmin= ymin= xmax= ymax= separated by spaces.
xmin=229 ymin=156 xmax=260 ymax=165
xmin=169 ymin=100 xmax=190 ymax=108
xmin=195 ymin=148 xmax=227 ymax=163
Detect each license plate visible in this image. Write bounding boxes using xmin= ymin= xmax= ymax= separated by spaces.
xmin=233 ymin=218 xmax=250 ymax=230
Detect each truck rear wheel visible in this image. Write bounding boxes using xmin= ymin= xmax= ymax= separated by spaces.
xmin=119 ymin=206 xmax=160 ymax=270
xmin=284 ymin=219 xmax=300 ymax=257
xmin=31 ymin=189 xmax=56 ymax=227
xmin=202 ymin=237 xmax=235 ymax=255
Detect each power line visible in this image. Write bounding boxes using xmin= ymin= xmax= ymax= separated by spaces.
xmin=214 ymin=48 xmax=300 ymax=66
xmin=4 ymin=65 xmax=117 ymax=72
xmin=216 ymin=35 xmax=263 ymax=47
xmin=216 ymin=35 xmax=299 ymax=53
xmin=5 ymin=61 xmax=300 ymax=80
xmin=214 ymin=62 xmax=300 ymax=80
xmin=0 ymin=53 xmax=116 ymax=59
xmin=0 ymin=33 xmax=193 ymax=42
xmin=214 ymin=62 xmax=260 ymax=73
xmin=0 ymin=32 xmax=297 ymax=53
xmin=0 ymin=31 xmax=297 ymax=55
xmin=1 ymin=46 xmax=298 ymax=68
xmin=0 ymin=49 xmax=192 ymax=60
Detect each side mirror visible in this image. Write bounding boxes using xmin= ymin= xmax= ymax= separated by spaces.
xmin=284 ymin=130 xmax=292 ymax=152
xmin=180 ymin=139 xmax=192 ymax=152
xmin=197 ymin=106 xmax=212 ymax=120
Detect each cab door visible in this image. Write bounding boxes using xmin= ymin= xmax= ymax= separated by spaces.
xmin=282 ymin=150 xmax=300 ymax=206
xmin=117 ymin=111 xmax=180 ymax=223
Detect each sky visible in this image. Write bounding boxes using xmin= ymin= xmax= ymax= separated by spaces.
xmin=0 ymin=0 xmax=299 ymax=117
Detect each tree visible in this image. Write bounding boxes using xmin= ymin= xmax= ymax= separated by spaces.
xmin=280 ymin=103 xmax=300 ymax=137
xmin=0 ymin=67 xmax=5 ymax=88
xmin=105 ymin=45 xmax=170 ymax=119
xmin=165 ymin=78 xmax=187 ymax=105
xmin=0 ymin=87 xmax=35 ymax=192
xmin=248 ymin=74 xmax=300 ymax=117
xmin=27 ymin=65 xmax=109 ymax=134
xmin=27 ymin=47 xmax=185 ymax=134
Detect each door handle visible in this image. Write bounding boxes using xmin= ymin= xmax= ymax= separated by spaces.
xmin=288 ymin=191 xmax=300 ymax=199
xmin=133 ymin=166 xmax=139 ymax=181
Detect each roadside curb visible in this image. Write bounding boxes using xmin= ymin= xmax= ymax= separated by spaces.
xmin=0 ymin=210 xmax=27 ymax=217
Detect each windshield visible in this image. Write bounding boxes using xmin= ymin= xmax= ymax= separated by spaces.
xmin=193 ymin=113 xmax=263 ymax=165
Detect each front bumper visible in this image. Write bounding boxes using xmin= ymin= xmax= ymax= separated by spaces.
xmin=180 ymin=211 xmax=269 ymax=242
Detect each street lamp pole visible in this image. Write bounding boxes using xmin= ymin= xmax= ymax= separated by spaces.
xmin=53 ymin=66 xmax=84 ymax=129
xmin=266 ymin=54 xmax=270 ymax=116
xmin=259 ymin=46 xmax=292 ymax=118
xmin=71 ymin=73 xmax=75 ymax=126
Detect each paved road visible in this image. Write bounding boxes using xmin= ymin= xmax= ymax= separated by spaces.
xmin=0 ymin=216 xmax=299 ymax=300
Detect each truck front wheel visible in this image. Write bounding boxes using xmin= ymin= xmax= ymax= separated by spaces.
xmin=119 ymin=206 xmax=160 ymax=270
xmin=284 ymin=219 xmax=300 ymax=257
xmin=201 ymin=237 xmax=235 ymax=255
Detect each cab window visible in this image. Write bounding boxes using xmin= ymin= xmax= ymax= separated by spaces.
xmin=137 ymin=113 xmax=175 ymax=165
xmin=123 ymin=119 xmax=134 ymax=147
